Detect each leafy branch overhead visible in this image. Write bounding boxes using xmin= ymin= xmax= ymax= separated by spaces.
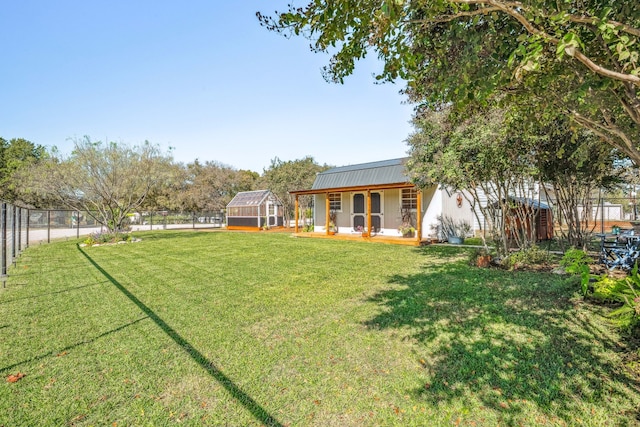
xmin=258 ymin=1 xmax=640 ymax=164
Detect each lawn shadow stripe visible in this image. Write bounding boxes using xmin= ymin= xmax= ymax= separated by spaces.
xmin=0 ymin=282 xmax=107 ymax=305
xmin=0 ymin=316 xmax=149 ymax=373
xmin=77 ymin=244 xmax=284 ymax=427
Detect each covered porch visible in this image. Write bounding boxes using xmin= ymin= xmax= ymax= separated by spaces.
xmin=290 ymin=229 xmax=428 ymax=246
xmin=290 ymin=183 xmax=427 ymax=246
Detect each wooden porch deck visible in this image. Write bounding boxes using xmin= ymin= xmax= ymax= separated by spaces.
xmin=291 ymin=231 xmax=429 ymax=246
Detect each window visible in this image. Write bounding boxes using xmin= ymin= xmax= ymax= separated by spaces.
xmin=401 ymin=188 xmax=418 ymax=210
xmin=328 ymin=192 xmax=342 ymax=211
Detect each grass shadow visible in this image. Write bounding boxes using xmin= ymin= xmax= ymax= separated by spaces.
xmin=76 ymin=244 xmax=284 ymax=427
xmin=365 ymin=248 xmax=640 ymax=423
xmin=0 ymin=316 xmax=149 ymax=374
xmin=0 ymin=282 xmax=106 ymax=305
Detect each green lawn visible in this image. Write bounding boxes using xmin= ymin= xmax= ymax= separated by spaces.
xmin=1 ymin=231 xmax=639 ymax=426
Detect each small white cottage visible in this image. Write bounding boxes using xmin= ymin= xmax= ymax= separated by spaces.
xmin=290 ymin=158 xmax=478 ymax=245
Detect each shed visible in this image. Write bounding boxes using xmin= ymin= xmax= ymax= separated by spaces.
xmin=226 ymin=190 xmax=284 ymax=230
xmin=491 ymin=196 xmax=554 ymax=241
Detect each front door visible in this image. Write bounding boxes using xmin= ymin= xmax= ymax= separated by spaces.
xmin=267 ymin=202 xmax=277 ymax=226
xmin=352 ymin=192 xmax=383 ymax=232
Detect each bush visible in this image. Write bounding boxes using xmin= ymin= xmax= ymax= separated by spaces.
xmin=590 ymin=275 xmax=629 ymax=302
xmin=576 ymin=264 xmax=640 ymax=332
xmin=437 ymin=215 xmax=471 ymax=240
xmin=607 ymin=264 xmax=640 ymax=332
xmin=83 ymin=231 xmax=132 ymax=246
xmin=560 ymin=248 xmax=592 ymax=274
xmin=502 ymin=245 xmax=550 ymax=269
xmin=463 ymin=237 xmax=483 ymax=246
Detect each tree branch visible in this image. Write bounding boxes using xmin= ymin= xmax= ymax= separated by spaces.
xmin=570 ymin=109 xmax=639 ymax=161
xmin=409 ymin=7 xmax=502 ymax=24
xmin=567 ymin=16 xmax=640 ymax=38
xmin=433 ymin=0 xmax=640 ymax=86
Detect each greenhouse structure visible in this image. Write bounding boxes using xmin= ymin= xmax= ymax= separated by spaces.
xmin=226 ymin=190 xmax=284 ymax=230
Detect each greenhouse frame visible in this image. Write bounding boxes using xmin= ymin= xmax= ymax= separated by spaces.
xmin=226 ymin=190 xmax=284 ymax=230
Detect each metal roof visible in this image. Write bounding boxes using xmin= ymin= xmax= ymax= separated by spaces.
xmin=510 ymin=196 xmax=551 ymax=210
xmin=488 ymin=196 xmax=551 ymax=210
xmin=311 ymin=158 xmax=410 ymax=191
xmin=227 ymin=190 xmax=278 ymax=208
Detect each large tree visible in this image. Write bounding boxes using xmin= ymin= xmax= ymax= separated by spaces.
xmin=515 ymin=104 xmax=621 ymax=249
xmin=172 ymin=160 xmax=258 ymax=213
xmin=23 ymin=137 xmax=173 ymax=232
xmin=407 ymin=103 xmax=619 ymax=252
xmin=258 ymin=1 xmax=640 ymax=163
xmin=260 ymin=156 xmax=330 ymax=226
xmin=0 ymin=137 xmax=47 ymax=203
xmin=407 ymin=106 xmax=542 ymax=253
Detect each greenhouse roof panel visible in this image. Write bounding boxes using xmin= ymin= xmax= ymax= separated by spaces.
xmin=226 ymin=190 xmax=271 ymax=207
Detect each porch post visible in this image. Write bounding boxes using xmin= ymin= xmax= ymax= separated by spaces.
xmin=416 ymin=188 xmax=422 ymax=243
xmin=325 ymin=193 xmax=330 ymax=235
xmin=258 ymin=204 xmax=261 ymax=229
xmin=294 ymin=195 xmax=299 ymax=233
xmin=366 ymin=189 xmax=371 ymax=237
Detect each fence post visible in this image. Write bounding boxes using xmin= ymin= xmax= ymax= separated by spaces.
xmin=26 ymin=208 xmax=30 ymax=248
xmin=76 ymin=210 xmax=80 ymax=238
xmin=11 ymin=204 xmax=16 ymax=265
xmin=47 ymin=210 xmax=51 ymax=243
xmin=1 ymin=203 xmax=6 ymax=287
xmin=17 ymin=207 xmax=22 ymax=254
xmin=600 ymin=191 xmax=605 ymax=235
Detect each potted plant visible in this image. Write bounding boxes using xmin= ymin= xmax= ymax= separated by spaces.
xmin=474 ymin=248 xmax=492 ymax=268
xmin=438 ymin=215 xmax=471 ymax=244
xmin=398 ymin=208 xmax=416 ymax=238
xmin=328 ymin=210 xmax=337 ymax=235
xmin=328 ymin=222 xmax=336 ymax=235
xmin=398 ymin=224 xmax=416 ymax=238
xmin=355 ymin=225 xmax=367 ymax=237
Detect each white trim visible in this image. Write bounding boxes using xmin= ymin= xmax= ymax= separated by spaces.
xmin=399 ymin=187 xmax=418 ymax=212
xmin=328 ymin=192 xmax=343 ymax=212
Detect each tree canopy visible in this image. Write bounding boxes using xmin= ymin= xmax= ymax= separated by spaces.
xmin=258 ymin=1 xmax=640 ymax=163
xmin=171 ymin=160 xmax=258 ymax=213
xmin=24 ymin=137 xmax=174 ymax=232
xmin=407 ymin=103 xmax=620 ymax=250
xmin=0 ymin=137 xmax=47 ymax=203
xmin=260 ymin=156 xmax=330 ymax=225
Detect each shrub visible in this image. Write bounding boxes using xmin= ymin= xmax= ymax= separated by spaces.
xmin=437 ymin=215 xmax=471 ymax=239
xmin=577 ymin=264 xmax=640 ymax=332
xmin=589 ymin=275 xmax=629 ymax=303
xmin=502 ymin=245 xmax=550 ymax=269
xmin=83 ymin=231 xmax=132 ymax=246
xmin=463 ymin=237 xmax=483 ymax=246
xmin=607 ymin=264 xmax=640 ymax=332
xmin=560 ymin=248 xmax=592 ymax=274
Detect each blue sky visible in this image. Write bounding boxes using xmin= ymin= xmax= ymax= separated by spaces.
xmin=1 ymin=1 xmax=415 ymax=173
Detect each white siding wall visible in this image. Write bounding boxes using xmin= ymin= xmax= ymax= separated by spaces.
xmin=440 ymin=188 xmax=478 ymax=237
xmin=421 ymin=186 xmax=442 ymax=239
